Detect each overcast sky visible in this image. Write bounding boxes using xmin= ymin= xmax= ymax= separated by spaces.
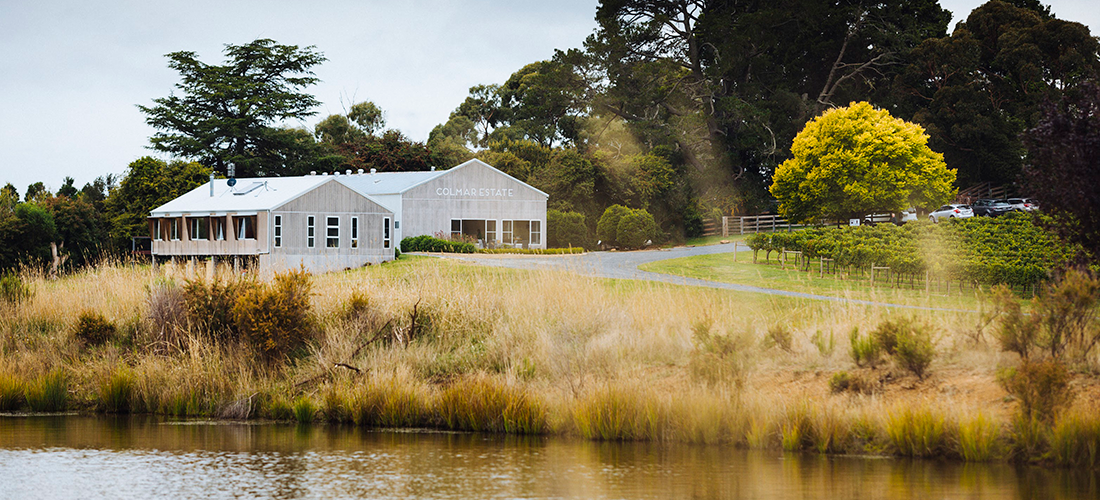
xmin=0 ymin=1 xmax=1096 ymax=195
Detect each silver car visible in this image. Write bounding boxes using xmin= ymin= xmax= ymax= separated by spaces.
xmin=1004 ymin=198 xmax=1040 ymax=212
xmin=929 ymin=204 xmax=974 ymax=222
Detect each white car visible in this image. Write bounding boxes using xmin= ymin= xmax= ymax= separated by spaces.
xmin=929 ymin=204 xmax=974 ymax=223
xmin=862 ymin=209 xmax=918 ymax=226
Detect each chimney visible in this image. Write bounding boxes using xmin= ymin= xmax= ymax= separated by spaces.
xmin=310 ymin=171 xmax=316 ymax=176
xmin=370 ymin=168 xmax=377 ymax=175
xmin=345 ymin=169 xmax=352 ymax=176
xmin=209 ymin=172 xmax=215 ymax=197
xmin=430 ymin=166 xmax=436 ymax=171
xmin=357 ymin=169 xmax=364 ymax=176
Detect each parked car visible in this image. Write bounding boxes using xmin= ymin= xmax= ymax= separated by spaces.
xmin=1004 ymin=198 xmax=1040 ymax=212
xmin=862 ymin=209 xmax=917 ymax=226
xmin=929 ymin=204 xmax=974 ymax=222
xmin=971 ymin=198 xmax=1014 ymax=217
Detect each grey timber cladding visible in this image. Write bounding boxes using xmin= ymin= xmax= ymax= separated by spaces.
xmin=402 ymin=161 xmax=547 ymax=247
xmin=265 ymin=180 xmax=394 ymax=272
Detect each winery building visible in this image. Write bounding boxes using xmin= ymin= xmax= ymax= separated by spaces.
xmin=147 ymin=159 xmax=547 ymax=273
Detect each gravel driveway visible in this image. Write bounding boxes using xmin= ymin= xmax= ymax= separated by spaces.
xmin=421 ymin=245 xmax=973 ymax=312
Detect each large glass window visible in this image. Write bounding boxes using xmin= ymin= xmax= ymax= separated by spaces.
xmin=307 ymin=216 xmax=315 ymax=248
xmin=351 ymin=217 xmax=359 ymax=249
xmin=234 ymin=216 xmax=256 ymax=240
xmin=152 ymin=219 xmax=162 ymax=241
xmin=212 ymin=217 xmax=226 ymax=241
xmin=273 ymin=215 xmax=282 ymax=248
xmin=502 ymin=220 xmax=513 ymax=245
xmin=326 ymin=216 xmax=340 ymax=248
xmin=450 ymin=219 xmax=462 ymax=239
xmin=486 ymin=220 xmax=497 ymax=244
xmin=169 ymin=218 xmax=180 ymax=241
xmin=189 ymin=217 xmax=209 ymax=240
xmin=530 ymin=220 xmax=541 ymax=245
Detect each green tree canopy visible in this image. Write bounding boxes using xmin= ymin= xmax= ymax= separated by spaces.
xmin=106 ymin=157 xmax=211 ymax=249
xmin=770 ymin=102 xmax=956 ymax=223
xmin=1022 ymin=82 xmax=1100 ymax=260
xmin=139 ymin=39 xmax=327 ymax=177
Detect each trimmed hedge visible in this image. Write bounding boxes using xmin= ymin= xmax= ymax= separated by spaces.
xmin=400 ymin=235 xmax=476 ymax=253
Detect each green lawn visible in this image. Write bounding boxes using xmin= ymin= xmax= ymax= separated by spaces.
xmin=640 ymin=248 xmax=989 ymax=311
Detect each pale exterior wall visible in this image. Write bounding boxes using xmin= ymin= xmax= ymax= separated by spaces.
xmin=150 ymin=180 xmax=394 ymax=274
xmin=264 ymin=181 xmax=394 ymax=273
xmin=400 ymin=162 xmax=548 ymax=248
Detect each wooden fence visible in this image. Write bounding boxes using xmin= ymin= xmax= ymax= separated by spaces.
xmin=723 ymin=215 xmax=813 ymax=236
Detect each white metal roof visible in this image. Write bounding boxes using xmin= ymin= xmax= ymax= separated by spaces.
xmin=336 ymin=170 xmax=444 ymax=195
xmin=149 ymin=176 xmax=336 ymax=216
xmin=149 ymin=159 xmax=547 ymax=217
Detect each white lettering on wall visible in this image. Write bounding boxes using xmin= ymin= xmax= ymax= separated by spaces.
xmin=435 ymin=187 xmax=515 ymax=197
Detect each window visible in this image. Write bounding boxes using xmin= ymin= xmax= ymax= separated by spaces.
xmin=530 ymin=220 xmax=541 ymax=245
xmin=234 ymin=216 xmax=256 ymax=240
xmin=213 ymin=217 xmax=226 ymax=241
xmin=502 ymin=220 xmax=513 ymax=245
xmin=384 ymin=217 xmax=391 ymax=249
xmin=169 ymin=218 xmax=180 ymax=241
xmin=152 ymin=219 xmax=161 ymax=241
xmin=350 ymin=217 xmax=359 ymax=249
xmin=486 ymin=220 xmax=497 ymax=244
xmin=273 ymin=215 xmax=282 ymax=248
xmin=326 ymin=216 xmax=340 ymax=248
xmin=451 ymin=219 xmax=462 ymax=239
xmin=189 ymin=217 xmax=208 ymax=240
xmin=307 ymin=216 xmax=315 ymax=248
xmin=394 ymin=220 xmax=400 ymax=229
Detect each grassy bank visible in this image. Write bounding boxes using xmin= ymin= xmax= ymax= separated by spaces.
xmin=1 ymin=256 xmax=1098 ymax=468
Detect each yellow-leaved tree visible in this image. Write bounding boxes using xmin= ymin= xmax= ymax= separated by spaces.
xmin=770 ymin=102 xmax=956 ymax=223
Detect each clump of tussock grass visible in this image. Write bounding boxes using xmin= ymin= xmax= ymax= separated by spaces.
xmin=573 ymin=383 xmax=669 ymax=441
xmin=954 ymin=413 xmax=1002 ymax=462
xmin=96 ymin=366 xmax=135 ymax=413
xmin=1049 ymin=410 xmax=1100 ymax=468
xmin=1008 ymin=414 xmax=1049 ymax=460
xmin=779 ymin=403 xmax=813 ymax=452
xmin=0 ymin=272 xmax=32 ymax=305
xmin=886 ymin=407 xmax=947 ymax=458
xmin=266 ymin=393 xmax=295 ymax=420
xmin=669 ymin=389 xmax=745 ymax=444
xmin=347 ymin=374 xmax=431 ymax=428
xmin=292 ymin=396 xmax=317 ymax=423
xmin=437 ymin=375 xmax=547 ymax=434
xmin=0 ymin=371 xmax=26 ymax=410
xmin=24 ymin=369 xmax=68 ymax=412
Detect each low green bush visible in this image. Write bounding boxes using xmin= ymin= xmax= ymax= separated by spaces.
xmin=998 ymin=359 xmax=1074 ymax=424
xmin=873 ymin=317 xmax=936 ymax=379
xmin=596 ymin=205 xmax=631 ymax=247
xmin=849 ymin=328 xmax=882 ymax=368
xmin=616 ymin=209 xmax=657 ymax=249
xmin=547 ymin=209 xmax=591 ymax=249
xmin=74 ymin=311 xmax=116 ymax=346
xmin=0 ymin=273 xmax=31 ymax=305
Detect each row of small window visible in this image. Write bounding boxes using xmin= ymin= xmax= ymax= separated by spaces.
xmin=153 ymin=216 xmax=255 ymax=241
xmin=275 ymin=215 xmax=391 ymax=249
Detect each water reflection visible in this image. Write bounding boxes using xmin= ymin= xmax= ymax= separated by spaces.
xmin=0 ymin=415 xmax=1097 ymax=499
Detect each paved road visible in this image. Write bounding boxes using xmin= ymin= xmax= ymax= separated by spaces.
xmin=423 ymin=245 xmax=974 ymax=312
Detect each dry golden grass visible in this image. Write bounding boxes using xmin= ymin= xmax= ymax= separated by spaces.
xmin=0 ymin=257 xmax=1097 ymax=467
